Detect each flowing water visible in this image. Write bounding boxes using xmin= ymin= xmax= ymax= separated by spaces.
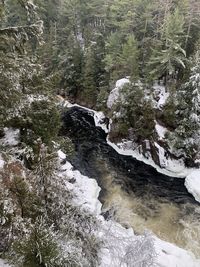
xmin=61 ymin=106 xmax=200 ymax=257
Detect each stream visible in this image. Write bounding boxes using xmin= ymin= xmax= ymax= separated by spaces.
xmin=61 ymin=106 xmax=200 ymax=257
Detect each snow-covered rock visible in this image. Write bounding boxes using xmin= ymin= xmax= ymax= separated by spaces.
xmin=99 ymin=220 xmax=153 ymax=267
xmin=107 ymin=78 xmax=130 ymax=109
xmin=93 ymin=111 xmax=111 ymax=133
xmin=107 ymin=139 xmax=195 ymax=178
xmin=185 ymin=170 xmax=200 ymax=203
xmin=107 ymin=80 xmax=168 ymax=110
xmin=57 ymin=150 xmax=66 ymax=160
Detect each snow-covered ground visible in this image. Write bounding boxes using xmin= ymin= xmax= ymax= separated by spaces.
xmin=58 ymin=150 xmax=102 ymax=214
xmin=155 ymin=121 xmax=168 ymax=140
xmin=0 ymin=128 xmax=19 ymax=147
xmin=185 ymin=170 xmax=200 ymax=203
xmin=0 ymin=259 xmax=12 ymax=267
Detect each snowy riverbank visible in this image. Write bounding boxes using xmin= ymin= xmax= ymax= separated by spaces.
xmin=57 ymin=150 xmax=200 ymax=267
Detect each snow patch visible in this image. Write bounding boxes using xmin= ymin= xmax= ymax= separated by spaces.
xmin=153 ymin=84 xmax=169 ymax=109
xmin=154 ymin=141 xmax=186 ymax=172
xmin=0 ymin=155 xmax=5 ymax=169
xmin=0 ymin=128 xmax=19 ymax=147
xmin=57 ymin=150 xmax=66 ymax=160
xmin=185 ymin=170 xmax=200 ymax=203
xmin=155 ymin=142 xmax=167 ymax=167
xmin=155 ymin=237 xmax=200 ymax=267
xmin=27 ymin=94 xmax=49 ymax=103
xmin=155 ymin=121 xmax=168 ymax=139
xmin=93 ymin=111 xmax=110 ymax=133
xmin=99 ymin=218 xmax=200 ymax=267
xmin=57 ymin=150 xmax=102 ymax=215
xmin=0 ymin=259 xmax=12 ymax=267
xmin=107 ymin=78 xmax=130 ymax=109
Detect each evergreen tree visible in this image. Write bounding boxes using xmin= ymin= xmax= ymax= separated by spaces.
xmin=120 ymin=34 xmax=139 ymax=79
xmin=81 ymin=45 xmax=98 ymax=106
xmin=104 ymin=32 xmax=123 ymax=79
xmin=148 ymin=8 xmax=187 ymax=84
xmin=81 ymin=33 xmax=107 ymax=106
xmin=169 ymin=51 xmax=200 ymax=163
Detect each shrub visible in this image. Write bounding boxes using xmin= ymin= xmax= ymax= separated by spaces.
xmin=10 ymin=218 xmax=64 ymax=267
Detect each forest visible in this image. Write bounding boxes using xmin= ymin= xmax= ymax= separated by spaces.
xmin=0 ymin=0 xmax=200 ymax=266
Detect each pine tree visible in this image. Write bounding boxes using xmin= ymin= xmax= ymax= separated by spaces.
xmin=120 ymin=34 xmax=139 ymax=79
xmin=169 ymin=51 xmax=200 ymax=163
xmin=81 ymin=45 xmax=98 ymax=106
xmin=62 ymin=41 xmax=84 ymax=98
xmin=104 ymin=32 xmax=123 ymax=79
xmin=81 ymin=32 xmax=107 ymax=106
xmin=148 ymin=8 xmax=187 ymax=84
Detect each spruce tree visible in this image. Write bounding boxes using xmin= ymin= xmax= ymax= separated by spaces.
xmin=148 ymin=8 xmax=187 ymax=84
xmin=120 ymin=35 xmax=139 ymax=79
xmin=82 ymin=45 xmax=98 ymax=106
xmin=169 ymin=51 xmax=200 ymax=163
